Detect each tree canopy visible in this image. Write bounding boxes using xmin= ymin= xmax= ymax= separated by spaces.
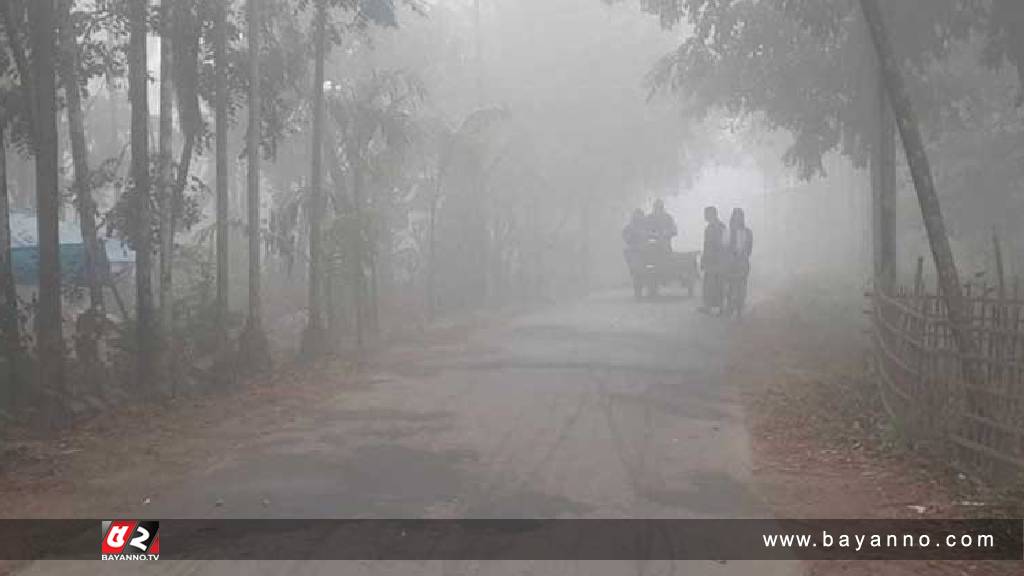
xmin=626 ymin=0 xmax=1024 ymax=178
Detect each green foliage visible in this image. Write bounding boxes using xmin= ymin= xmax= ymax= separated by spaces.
xmin=237 ymin=0 xmax=415 ymax=161
xmin=913 ymin=36 xmax=1024 ymax=261
xmin=69 ymin=0 xmax=127 ymax=90
xmin=0 ymin=0 xmax=36 ymax=155
xmin=105 ymin=160 xmax=206 ymax=254
xmin=633 ymin=0 xmax=1021 ymax=179
xmin=327 ymin=68 xmax=426 ymax=199
xmin=171 ymin=241 xmax=244 ymax=358
xmin=979 ymin=0 xmax=1024 ymax=104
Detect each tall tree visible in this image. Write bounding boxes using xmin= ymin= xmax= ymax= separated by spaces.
xmin=57 ymin=0 xmax=105 ymax=313
xmin=28 ymin=0 xmax=65 ymax=417
xmin=129 ymin=0 xmax=155 ymax=388
xmin=1 ymin=2 xmax=34 ymax=403
xmin=158 ymin=0 xmax=175 ymax=366
xmin=302 ymin=0 xmax=401 ymax=354
xmin=214 ymin=0 xmax=230 ymax=347
xmin=302 ymin=0 xmax=328 ymax=357
xmin=327 ymin=70 xmax=422 ymax=342
xmin=870 ymin=57 xmax=897 ymax=293
xmin=0 ymin=111 xmax=20 ymax=400
xmin=859 ymin=0 xmax=974 ymax=362
xmin=240 ymin=0 xmax=269 ymax=367
xmin=1 ymin=1 xmax=34 ymax=132
xmin=168 ymin=0 xmax=204 ymax=335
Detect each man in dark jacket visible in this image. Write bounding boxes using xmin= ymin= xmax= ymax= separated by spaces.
xmin=699 ymin=206 xmax=726 ymax=313
xmin=646 ymin=199 xmax=677 ymax=254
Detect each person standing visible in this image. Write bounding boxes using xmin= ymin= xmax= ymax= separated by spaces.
xmin=699 ymin=206 xmax=727 ymax=314
xmin=725 ymin=208 xmax=754 ymax=318
xmin=622 ymin=208 xmax=647 ymax=277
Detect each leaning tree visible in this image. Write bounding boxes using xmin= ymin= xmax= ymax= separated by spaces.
xmin=627 ymin=0 xmax=1024 ymax=360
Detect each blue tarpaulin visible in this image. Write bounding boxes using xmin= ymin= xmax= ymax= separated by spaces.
xmin=12 ymin=244 xmax=87 ymax=284
xmin=8 ymin=210 xmax=134 ymax=286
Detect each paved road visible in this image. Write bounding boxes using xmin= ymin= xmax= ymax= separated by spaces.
xmin=18 ymin=291 xmax=802 ymax=575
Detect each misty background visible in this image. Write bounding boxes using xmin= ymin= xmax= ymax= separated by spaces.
xmin=2 ymin=0 xmax=1023 ymax=415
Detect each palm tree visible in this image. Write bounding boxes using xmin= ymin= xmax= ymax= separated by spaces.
xmin=327 ymin=71 xmax=424 ymax=344
xmin=421 ymin=108 xmax=506 ymax=318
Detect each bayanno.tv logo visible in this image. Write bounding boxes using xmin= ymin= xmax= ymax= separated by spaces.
xmin=101 ymin=520 xmax=160 ymax=560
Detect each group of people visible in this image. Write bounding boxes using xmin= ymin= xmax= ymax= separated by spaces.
xmin=700 ymin=206 xmax=753 ymax=318
xmin=622 ymin=199 xmax=678 ymax=255
xmin=621 ymin=199 xmax=753 ymax=317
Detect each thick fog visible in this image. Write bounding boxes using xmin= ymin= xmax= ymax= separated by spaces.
xmin=3 ymin=0 xmax=1021 ymax=364
xmin=6 ymin=2 xmax=1024 ymax=572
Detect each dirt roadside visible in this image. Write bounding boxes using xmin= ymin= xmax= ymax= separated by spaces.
xmin=733 ymin=289 xmax=1023 ymax=576
xmin=0 ymin=329 xmax=465 ymax=574
xmin=0 ymin=308 xmax=514 ymax=520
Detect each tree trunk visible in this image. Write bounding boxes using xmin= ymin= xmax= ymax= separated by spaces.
xmin=28 ymin=0 xmax=65 ymax=421
xmin=129 ymin=0 xmax=155 ymax=390
xmin=427 ymin=194 xmax=437 ymax=320
xmin=173 ymin=134 xmax=196 ymax=215
xmin=0 ymin=120 xmax=22 ymax=402
xmin=58 ymin=0 xmax=109 ymax=389
xmin=426 ymin=149 xmax=453 ymax=321
xmin=58 ymin=0 xmax=104 ymax=312
xmin=860 ymin=0 xmax=975 ymax=363
xmin=240 ymin=0 xmax=269 ymax=368
xmin=323 ymin=129 xmax=351 ymax=345
xmin=468 ymin=156 xmax=487 ymax=308
xmin=580 ymin=202 xmax=591 ymax=293
xmin=368 ymin=241 xmax=379 ymax=337
xmin=350 ymin=152 xmax=366 ymax=350
xmin=247 ymin=0 xmax=260 ymax=324
xmin=302 ymin=0 xmax=327 ymax=357
xmin=214 ymin=0 xmax=229 ymax=342
xmin=158 ymin=1 xmax=174 ymax=348
xmin=870 ymin=44 xmax=897 ymax=294
xmin=324 ymin=251 xmax=336 ymax=342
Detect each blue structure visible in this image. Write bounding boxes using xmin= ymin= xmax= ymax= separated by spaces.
xmin=9 ymin=210 xmax=135 ymax=286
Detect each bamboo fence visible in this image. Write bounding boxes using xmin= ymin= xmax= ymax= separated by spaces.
xmin=870 ymin=257 xmax=1024 ymax=483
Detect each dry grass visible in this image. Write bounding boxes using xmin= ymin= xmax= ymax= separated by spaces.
xmin=734 ymin=281 xmax=1023 ymax=574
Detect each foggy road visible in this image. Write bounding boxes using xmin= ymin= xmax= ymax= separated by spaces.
xmin=7 ymin=0 xmax=1024 ymax=573
xmin=17 ymin=291 xmax=800 ymax=575
xmin=171 ymin=293 xmax=761 ymax=519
